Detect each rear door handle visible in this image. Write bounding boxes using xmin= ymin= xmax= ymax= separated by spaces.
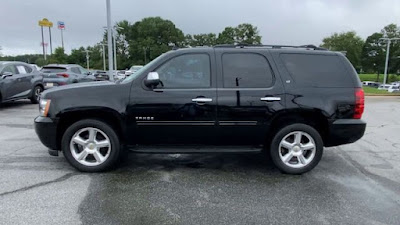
xmin=192 ymin=98 xmax=212 ymax=103
xmin=260 ymin=97 xmax=281 ymax=102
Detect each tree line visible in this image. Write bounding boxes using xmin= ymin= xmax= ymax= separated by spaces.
xmin=321 ymin=23 xmax=400 ymax=79
xmin=1 ymin=17 xmax=400 ymax=78
xmin=0 ymin=17 xmax=262 ymax=70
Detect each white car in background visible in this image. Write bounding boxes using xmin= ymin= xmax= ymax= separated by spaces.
xmin=30 ymin=64 xmax=41 ymax=71
xmin=378 ymin=84 xmax=392 ymax=90
xmin=388 ymin=85 xmax=400 ymax=93
xmin=125 ymin=65 xmax=143 ymax=76
xmin=114 ymin=70 xmax=126 ymax=80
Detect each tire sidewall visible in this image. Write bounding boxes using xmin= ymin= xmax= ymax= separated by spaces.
xmin=270 ymin=123 xmax=323 ymax=175
xmin=62 ymin=119 xmax=120 ymax=172
xmin=30 ymin=86 xmax=43 ymax=104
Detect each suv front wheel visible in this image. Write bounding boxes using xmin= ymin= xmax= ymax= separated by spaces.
xmin=270 ymin=123 xmax=323 ymax=174
xmin=61 ymin=119 xmax=121 ymax=172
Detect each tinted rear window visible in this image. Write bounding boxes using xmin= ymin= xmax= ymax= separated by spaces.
xmin=222 ymin=53 xmax=274 ymax=88
xmin=41 ymin=67 xmax=67 ymax=73
xmin=280 ymin=54 xmax=353 ymax=87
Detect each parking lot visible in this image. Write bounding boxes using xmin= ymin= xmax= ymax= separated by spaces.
xmin=0 ymin=96 xmax=399 ymax=224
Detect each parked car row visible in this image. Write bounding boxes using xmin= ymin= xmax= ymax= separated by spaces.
xmin=362 ymin=80 xmax=400 ymax=93
xmin=1 ymin=62 xmax=119 ymax=105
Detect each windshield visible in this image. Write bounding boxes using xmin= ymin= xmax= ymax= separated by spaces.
xmin=121 ymin=54 xmax=165 ymax=84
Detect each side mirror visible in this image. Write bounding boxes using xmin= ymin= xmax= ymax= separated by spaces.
xmin=1 ymin=72 xmax=13 ymax=79
xmin=144 ymin=72 xmax=160 ymax=88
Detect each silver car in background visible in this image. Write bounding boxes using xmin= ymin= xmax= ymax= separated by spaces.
xmin=41 ymin=64 xmax=96 ymax=89
xmin=125 ymin=65 xmax=143 ymax=76
xmin=0 ymin=61 xmax=44 ymax=104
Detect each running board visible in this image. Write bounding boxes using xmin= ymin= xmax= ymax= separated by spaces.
xmin=127 ymin=145 xmax=262 ymax=154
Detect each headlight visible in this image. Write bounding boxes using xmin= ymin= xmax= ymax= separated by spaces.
xmin=39 ymin=99 xmax=51 ymax=117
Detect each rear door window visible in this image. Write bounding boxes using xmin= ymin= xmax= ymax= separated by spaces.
xmin=280 ymin=54 xmax=353 ymax=87
xmin=24 ymin=65 xmax=33 ymax=73
xmin=16 ymin=65 xmax=27 ymax=74
xmin=71 ymin=67 xmax=81 ymax=74
xmin=222 ymin=53 xmax=274 ymax=88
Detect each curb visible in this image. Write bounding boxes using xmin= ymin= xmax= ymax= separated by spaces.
xmin=365 ymin=94 xmax=400 ymax=97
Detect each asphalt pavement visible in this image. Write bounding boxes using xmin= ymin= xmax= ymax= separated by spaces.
xmin=0 ymin=97 xmax=399 ymax=225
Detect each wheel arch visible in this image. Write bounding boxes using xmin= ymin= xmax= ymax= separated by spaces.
xmin=267 ymin=109 xmax=329 ymax=146
xmin=56 ymin=107 xmax=126 ymax=150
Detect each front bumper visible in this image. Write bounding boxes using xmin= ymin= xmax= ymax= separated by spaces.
xmin=325 ymin=119 xmax=366 ymax=147
xmin=34 ymin=116 xmax=58 ymax=150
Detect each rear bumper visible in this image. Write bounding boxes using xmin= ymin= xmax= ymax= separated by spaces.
xmin=43 ymin=78 xmax=70 ymax=89
xmin=34 ymin=116 xmax=59 ymax=150
xmin=325 ymin=119 xmax=366 ymax=147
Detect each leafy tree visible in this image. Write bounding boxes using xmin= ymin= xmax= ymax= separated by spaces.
xmin=217 ymin=24 xmax=262 ymax=45
xmin=125 ymin=17 xmax=185 ymax=64
xmin=34 ymin=58 xmax=46 ymax=67
xmin=67 ymin=47 xmax=86 ymax=67
xmin=87 ymin=44 xmax=105 ymax=70
xmin=217 ymin=27 xmax=236 ymax=44
xmin=49 ymin=47 xmax=67 ymax=64
xmin=361 ymin=33 xmax=385 ymax=79
xmin=185 ymin=33 xmax=217 ymax=46
xmin=361 ymin=24 xmax=400 ymax=77
xmin=234 ymin=23 xmax=262 ymax=44
xmin=321 ymin=31 xmax=364 ymax=71
xmin=381 ymin=24 xmax=400 ymax=74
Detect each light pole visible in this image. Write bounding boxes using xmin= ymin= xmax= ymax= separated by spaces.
xmin=379 ymin=37 xmax=400 ymax=85
xmin=106 ymin=0 xmax=114 ymax=81
xmin=103 ymin=26 xmax=123 ymax=73
xmin=83 ymin=49 xmax=92 ymax=70
xmin=100 ymin=43 xmax=107 ymax=71
xmin=113 ymin=27 xmax=123 ymax=71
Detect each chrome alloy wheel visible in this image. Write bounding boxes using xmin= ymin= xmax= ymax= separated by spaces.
xmin=278 ymin=131 xmax=316 ymax=169
xmin=69 ymin=127 xmax=111 ymax=166
xmin=35 ymin=87 xmax=42 ymax=101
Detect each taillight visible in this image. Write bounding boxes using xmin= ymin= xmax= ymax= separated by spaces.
xmin=57 ymin=73 xmax=69 ymax=78
xmin=354 ymin=88 xmax=364 ymax=119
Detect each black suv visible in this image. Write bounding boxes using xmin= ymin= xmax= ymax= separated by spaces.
xmin=0 ymin=61 xmax=44 ymax=104
xmin=34 ymin=45 xmax=366 ymax=174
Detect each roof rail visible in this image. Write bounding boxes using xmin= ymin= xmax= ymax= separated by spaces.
xmin=213 ymin=43 xmax=327 ymax=50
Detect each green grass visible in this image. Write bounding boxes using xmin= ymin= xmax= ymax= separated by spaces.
xmin=363 ymin=86 xmax=400 ymax=95
xmin=359 ymin=74 xmax=400 ymax=83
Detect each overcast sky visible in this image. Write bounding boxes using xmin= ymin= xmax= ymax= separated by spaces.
xmin=0 ymin=0 xmax=399 ymax=56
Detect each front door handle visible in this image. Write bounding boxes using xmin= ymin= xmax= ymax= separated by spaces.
xmin=260 ymin=97 xmax=281 ymax=102
xmin=192 ymin=98 xmax=212 ymax=103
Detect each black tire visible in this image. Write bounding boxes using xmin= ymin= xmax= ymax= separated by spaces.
xmin=62 ymin=119 xmax=121 ymax=172
xmin=270 ymin=123 xmax=323 ymax=175
xmin=30 ymin=85 xmax=43 ymax=104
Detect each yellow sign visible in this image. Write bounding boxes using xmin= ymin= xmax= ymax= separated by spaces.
xmin=38 ymin=18 xmax=53 ymax=27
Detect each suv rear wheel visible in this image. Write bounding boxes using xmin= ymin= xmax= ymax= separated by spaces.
xmin=30 ymin=85 xmax=43 ymax=104
xmin=61 ymin=119 xmax=121 ymax=172
xmin=270 ymin=123 xmax=323 ymax=174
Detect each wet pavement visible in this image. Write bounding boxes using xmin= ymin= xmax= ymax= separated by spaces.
xmin=0 ymin=97 xmax=399 ymax=225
